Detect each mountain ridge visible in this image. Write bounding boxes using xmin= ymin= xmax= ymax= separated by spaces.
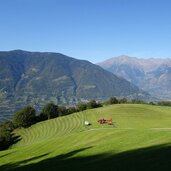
xmin=0 ymin=50 xmax=147 ymax=122
xmin=98 ymin=55 xmax=171 ymax=100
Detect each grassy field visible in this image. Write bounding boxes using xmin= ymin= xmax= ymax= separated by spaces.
xmin=1 ymin=104 xmax=171 ymax=171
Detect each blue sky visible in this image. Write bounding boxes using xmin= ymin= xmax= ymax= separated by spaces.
xmin=1 ymin=0 xmax=171 ymax=63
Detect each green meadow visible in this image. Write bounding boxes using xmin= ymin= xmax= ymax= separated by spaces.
xmin=1 ymin=104 xmax=171 ymax=171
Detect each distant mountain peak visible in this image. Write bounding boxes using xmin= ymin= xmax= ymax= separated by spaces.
xmin=97 ymin=55 xmax=140 ymax=68
xmin=98 ymin=55 xmax=171 ymax=100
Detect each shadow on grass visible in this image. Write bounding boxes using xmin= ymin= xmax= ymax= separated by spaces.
xmin=0 ymin=134 xmax=21 ymax=152
xmin=0 ymin=153 xmax=50 ymax=171
xmin=11 ymin=133 xmax=21 ymax=145
xmin=0 ymin=152 xmax=14 ymax=159
xmin=1 ymin=144 xmax=171 ymax=171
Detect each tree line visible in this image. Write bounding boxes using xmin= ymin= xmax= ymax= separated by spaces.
xmin=1 ymin=97 xmax=171 ymax=151
xmin=0 ymin=100 xmax=102 ymax=150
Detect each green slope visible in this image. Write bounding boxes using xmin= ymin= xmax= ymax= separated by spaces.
xmin=1 ymin=104 xmax=171 ymax=171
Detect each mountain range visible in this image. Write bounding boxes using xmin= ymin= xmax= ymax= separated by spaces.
xmin=98 ymin=55 xmax=171 ymax=100
xmin=0 ymin=50 xmax=146 ymax=122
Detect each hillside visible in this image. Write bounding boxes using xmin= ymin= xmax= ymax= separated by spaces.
xmin=98 ymin=55 xmax=171 ymax=100
xmin=1 ymin=104 xmax=171 ymax=171
xmin=0 ymin=50 xmax=146 ymax=122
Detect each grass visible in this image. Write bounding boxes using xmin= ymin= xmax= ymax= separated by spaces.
xmin=1 ymin=104 xmax=171 ymax=171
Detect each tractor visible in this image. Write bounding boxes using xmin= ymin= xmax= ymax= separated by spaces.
xmin=97 ymin=118 xmax=113 ymax=125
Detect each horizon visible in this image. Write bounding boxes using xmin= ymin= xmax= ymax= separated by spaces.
xmin=1 ymin=0 xmax=171 ymax=63
xmin=3 ymin=49 xmax=171 ymax=64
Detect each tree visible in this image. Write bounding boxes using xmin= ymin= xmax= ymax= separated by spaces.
xmin=131 ymin=99 xmax=145 ymax=104
xmin=12 ymin=106 xmax=36 ymax=128
xmin=0 ymin=122 xmax=14 ymax=150
xmin=119 ymin=97 xmax=127 ymax=104
xmin=86 ymin=100 xmax=102 ymax=109
xmin=110 ymin=97 xmax=119 ymax=104
xmin=1 ymin=121 xmax=14 ymax=132
xmin=0 ymin=121 xmax=21 ymax=151
xmin=158 ymin=101 xmax=171 ymax=106
xmin=149 ymin=101 xmax=155 ymax=105
xmin=36 ymin=112 xmax=48 ymax=122
xmin=76 ymin=103 xmax=87 ymax=111
xmin=105 ymin=97 xmax=119 ymax=105
xmin=67 ymin=107 xmax=77 ymax=114
xmin=58 ymin=106 xmax=68 ymax=116
xmin=42 ymin=102 xmax=58 ymax=119
xmin=0 ymin=126 xmax=12 ymax=150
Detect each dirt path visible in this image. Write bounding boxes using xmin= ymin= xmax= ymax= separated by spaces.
xmin=150 ymin=128 xmax=171 ymax=130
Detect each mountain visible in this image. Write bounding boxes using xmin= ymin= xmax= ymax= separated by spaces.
xmin=0 ymin=50 xmax=146 ymax=122
xmin=98 ymin=55 xmax=171 ymax=100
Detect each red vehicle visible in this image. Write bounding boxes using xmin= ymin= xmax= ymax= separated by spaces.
xmin=98 ymin=118 xmax=113 ymax=124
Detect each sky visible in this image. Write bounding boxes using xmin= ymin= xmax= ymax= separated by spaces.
xmin=1 ymin=0 xmax=171 ymax=63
